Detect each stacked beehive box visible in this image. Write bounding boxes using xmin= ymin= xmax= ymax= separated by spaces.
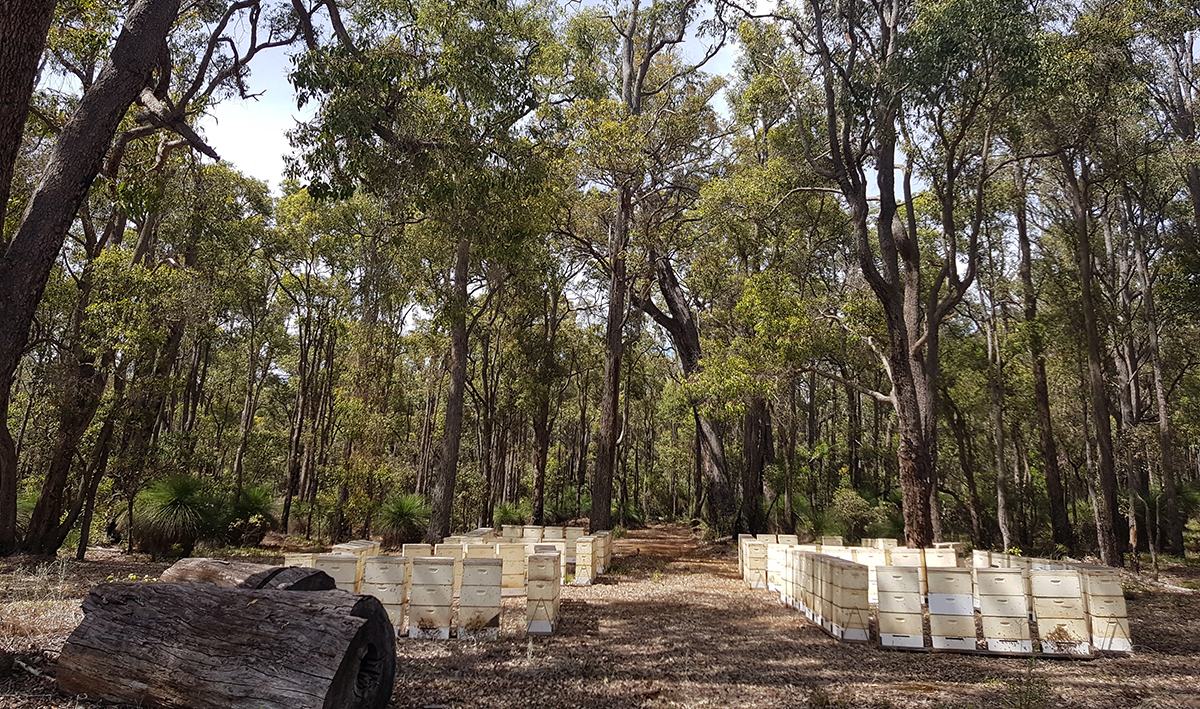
xmin=402 ymin=543 xmax=433 ymax=593
xmin=499 ymin=525 xmax=522 ymax=541
xmin=534 ymin=542 xmax=567 ymax=580
xmin=434 ymin=542 xmax=465 ymax=594
xmin=362 ymin=555 xmax=407 ymax=628
xmin=757 ymin=533 xmax=778 ymax=544
xmin=924 ymin=547 xmax=958 ymax=569
xmin=744 ymin=540 xmax=768 ymax=589
xmin=1031 ymin=569 xmax=1091 ymax=657
xmin=977 ymin=568 xmax=1031 ymax=654
xmin=927 ymin=567 xmax=976 ymax=652
xmin=830 ymin=558 xmax=870 ymax=642
xmin=574 ymin=536 xmax=596 ymax=584
xmin=594 ymin=531 xmax=612 ymax=572
xmin=738 ymin=535 xmax=755 ymax=581
xmin=777 ymin=534 xmax=799 ymax=545
xmin=315 ymin=554 xmax=361 ymax=593
xmin=408 ymin=556 xmax=453 ymax=639
xmin=821 ymin=535 xmax=844 ymax=547
xmin=495 ymin=543 xmax=527 ymax=594
xmin=526 ymin=552 xmax=561 ymax=634
xmin=887 ymin=548 xmax=926 ymax=599
xmin=766 ymin=543 xmax=788 ymax=593
xmin=522 ymin=525 xmax=544 ymax=543
xmin=465 ymin=541 xmax=496 ymax=559
xmin=283 ymin=552 xmax=316 ymax=567
xmin=1083 ymin=568 xmax=1131 ymax=653
xmin=877 ymin=566 xmax=924 ymax=649
xmin=851 ymin=547 xmax=886 ymax=604
xmin=564 ymin=526 xmax=587 ymax=559
xmin=458 ymin=557 xmax=503 ymax=640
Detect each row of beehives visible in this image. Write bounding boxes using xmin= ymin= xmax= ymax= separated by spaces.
xmin=740 ymin=540 xmax=1131 ymax=657
xmin=740 ymin=536 xmax=958 ymax=603
xmin=448 ymin=525 xmax=611 ymax=583
xmin=287 ymin=545 xmax=565 ymax=637
xmin=285 ymin=532 xmax=613 ymax=636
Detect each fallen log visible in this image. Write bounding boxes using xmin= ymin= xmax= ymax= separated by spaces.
xmin=160 ymin=557 xmax=335 ymax=591
xmin=58 ymin=583 xmax=394 ymax=709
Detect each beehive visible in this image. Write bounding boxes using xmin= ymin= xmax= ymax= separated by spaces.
xmin=574 ymin=536 xmax=596 ymax=584
xmin=777 ymin=534 xmax=800 ymax=546
xmin=594 ymin=531 xmax=612 ymax=572
xmin=522 ymin=525 xmax=544 ymax=543
xmin=283 ymin=553 xmax=317 ymax=568
xmin=434 ymin=543 xmax=465 ymax=594
xmin=1082 ymin=568 xmax=1131 ymax=654
xmin=876 ymin=566 xmax=923 ymax=650
xmin=977 ymin=568 xmax=1032 ymax=654
xmin=526 ymin=552 xmax=561 ymax=634
xmin=886 ymin=548 xmax=926 ymax=597
xmin=495 ymin=543 xmax=528 ymax=592
xmin=362 ymin=555 xmax=408 ymax=620
xmin=830 ymin=559 xmax=870 ymax=642
xmin=927 ymin=568 xmax=976 ymax=652
xmin=1029 ymin=569 xmax=1090 ymax=657
xmin=458 ymin=557 xmax=502 ymax=640
xmin=744 ymin=541 xmax=768 ymax=589
xmin=766 ymin=543 xmax=787 ymax=593
xmin=533 ymin=541 xmax=567 ymax=579
xmin=408 ymin=556 xmax=453 ymax=640
xmin=821 ymin=535 xmax=844 ymax=547
xmin=564 ymin=526 xmax=587 ymax=558
xmin=315 ymin=553 xmax=360 ymax=593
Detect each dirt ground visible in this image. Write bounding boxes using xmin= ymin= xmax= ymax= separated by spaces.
xmin=2 ymin=526 xmax=1199 ymax=708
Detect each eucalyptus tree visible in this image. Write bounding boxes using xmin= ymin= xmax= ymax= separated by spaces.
xmin=0 ymin=0 xmax=303 ymax=554
xmin=291 ymin=0 xmax=561 ymax=541
xmin=563 ymin=0 xmax=728 ymax=532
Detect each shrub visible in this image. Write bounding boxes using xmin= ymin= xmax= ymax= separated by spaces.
xmin=493 ymin=500 xmax=529 ymax=527
xmin=379 ymin=494 xmax=430 ymax=546
xmin=133 ymin=476 xmax=221 ymax=559
xmin=223 ymin=486 xmax=278 ymax=546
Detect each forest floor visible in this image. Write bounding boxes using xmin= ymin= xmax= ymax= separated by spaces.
xmin=1 ymin=526 xmax=1199 ymax=708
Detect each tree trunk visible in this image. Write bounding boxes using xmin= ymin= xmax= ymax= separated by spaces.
xmin=58 ymin=583 xmax=394 ymax=709
xmin=1061 ymin=155 xmax=1121 ymax=566
xmin=0 ymin=0 xmax=57 ymax=234
xmin=591 ymin=187 xmax=629 ymax=533
xmin=428 ymin=237 xmax=470 ymax=542
xmin=532 ymin=395 xmax=550 ymax=525
xmin=1015 ymin=166 xmax=1071 ymax=552
xmin=160 ymin=558 xmax=337 ymax=591
xmin=1131 ymin=216 xmax=1184 ymax=554
xmin=0 ymin=0 xmax=182 ymax=553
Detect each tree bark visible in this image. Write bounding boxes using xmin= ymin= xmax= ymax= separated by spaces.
xmin=0 ymin=0 xmax=57 ymax=236
xmin=1061 ymin=154 xmax=1121 ymax=566
xmin=0 ymin=0 xmax=182 ymax=553
xmin=58 ymin=583 xmax=394 ymax=709
xmin=427 ymin=237 xmax=470 ymax=542
xmin=1131 ymin=216 xmax=1184 ymax=554
xmin=591 ymin=187 xmax=628 ymax=534
xmin=1015 ymin=166 xmax=1071 ymax=552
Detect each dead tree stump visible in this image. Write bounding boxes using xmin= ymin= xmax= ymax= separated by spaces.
xmin=57 ymin=583 xmax=394 ymax=709
xmin=160 ymin=557 xmax=335 ymax=591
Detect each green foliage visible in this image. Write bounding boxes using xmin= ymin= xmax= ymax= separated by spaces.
xmin=222 ymin=487 xmax=278 ymax=546
xmin=132 ymin=476 xmax=221 ymax=559
xmin=379 ymin=494 xmax=431 ymax=547
xmin=493 ymin=500 xmax=530 ymax=527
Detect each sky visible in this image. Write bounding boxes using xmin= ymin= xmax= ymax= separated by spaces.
xmin=196 ymin=4 xmax=747 ymax=194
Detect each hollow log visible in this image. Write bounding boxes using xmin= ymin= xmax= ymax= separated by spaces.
xmin=58 ymin=583 xmax=395 ymax=709
xmin=160 ymin=557 xmax=335 ymax=591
